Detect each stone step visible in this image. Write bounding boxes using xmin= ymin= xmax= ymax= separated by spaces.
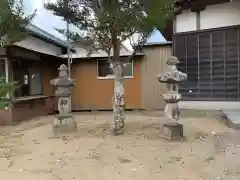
xmin=222 ymin=109 xmax=240 ymax=130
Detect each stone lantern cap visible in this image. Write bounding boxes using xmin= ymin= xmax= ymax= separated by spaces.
xmin=158 ymin=56 xmax=187 ymax=84
xmin=53 ymin=78 xmax=75 ymax=87
xmin=50 ymin=64 xmax=76 ymax=97
xmin=158 ymin=69 xmax=187 ymax=84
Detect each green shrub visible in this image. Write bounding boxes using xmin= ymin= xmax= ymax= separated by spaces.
xmin=0 ymin=76 xmax=19 ymax=100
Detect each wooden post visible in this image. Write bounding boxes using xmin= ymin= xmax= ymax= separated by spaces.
xmin=5 ymin=58 xmax=9 ymax=83
xmin=5 ymin=57 xmax=14 ymax=99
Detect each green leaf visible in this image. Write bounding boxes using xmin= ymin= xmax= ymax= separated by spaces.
xmin=45 ymin=0 xmax=174 ymax=62
xmin=0 ymin=76 xmax=19 ymax=99
xmin=0 ymin=0 xmax=36 ymax=47
xmin=45 ymin=0 xmax=173 ymax=53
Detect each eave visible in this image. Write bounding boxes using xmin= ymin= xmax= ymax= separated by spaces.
xmin=162 ymin=0 xmax=231 ymax=41
xmin=25 ymin=24 xmax=75 ymax=53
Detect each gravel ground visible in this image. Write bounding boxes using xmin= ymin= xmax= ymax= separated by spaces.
xmin=0 ymin=111 xmax=239 ymax=180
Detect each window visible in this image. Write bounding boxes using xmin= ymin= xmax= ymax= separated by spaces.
xmin=98 ymin=60 xmax=114 ymax=78
xmin=97 ymin=59 xmax=133 ymax=78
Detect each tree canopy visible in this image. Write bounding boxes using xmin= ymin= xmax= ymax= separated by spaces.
xmin=0 ymin=0 xmax=35 ymax=99
xmin=0 ymin=0 xmax=36 ymax=47
xmin=45 ymin=0 xmax=174 ymax=55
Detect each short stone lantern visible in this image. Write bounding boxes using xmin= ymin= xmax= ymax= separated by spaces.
xmin=158 ymin=56 xmax=187 ymax=140
xmin=50 ymin=64 xmax=77 ymax=134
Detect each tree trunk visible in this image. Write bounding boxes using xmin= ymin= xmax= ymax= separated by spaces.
xmin=111 ymin=40 xmax=125 ymax=135
xmin=112 ymin=62 xmax=124 ymax=135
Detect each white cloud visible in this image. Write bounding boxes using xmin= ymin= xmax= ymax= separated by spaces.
xmin=24 ymin=0 xmax=66 ymax=39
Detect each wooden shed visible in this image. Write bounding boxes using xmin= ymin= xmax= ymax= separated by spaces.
xmin=65 ymin=41 xmax=172 ymax=111
xmin=71 ymin=56 xmax=143 ymax=110
xmin=63 ymin=41 xmax=172 ymax=111
xmin=140 ymin=42 xmax=172 ymax=110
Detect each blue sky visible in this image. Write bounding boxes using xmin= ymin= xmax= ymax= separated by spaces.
xmin=23 ymin=0 xmax=166 ymax=43
xmin=147 ymin=30 xmax=165 ymax=43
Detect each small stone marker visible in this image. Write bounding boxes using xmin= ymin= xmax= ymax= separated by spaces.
xmin=158 ymin=56 xmax=187 ymax=140
xmin=50 ymin=64 xmax=77 ymax=134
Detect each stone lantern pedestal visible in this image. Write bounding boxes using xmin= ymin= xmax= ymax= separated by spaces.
xmin=158 ymin=56 xmax=187 ymax=140
xmin=50 ymin=64 xmax=78 ymax=134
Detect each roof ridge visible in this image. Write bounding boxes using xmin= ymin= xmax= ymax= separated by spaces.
xmin=25 ymin=24 xmax=73 ymax=49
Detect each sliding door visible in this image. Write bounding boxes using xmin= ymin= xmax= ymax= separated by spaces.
xmin=173 ymin=26 xmax=240 ymax=101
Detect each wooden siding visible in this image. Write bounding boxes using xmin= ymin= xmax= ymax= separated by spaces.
xmin=71 ymin=59 xmax=141 ymax=110
xmin=42 ymin=61 xmax=61 ymax=97
xmin=140 ymin=45 xmax=172 ymax=110
xmin=42 ymin=66 xmax=55 ymax=96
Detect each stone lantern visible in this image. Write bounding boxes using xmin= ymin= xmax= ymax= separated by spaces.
xmin=50 ymin=64 xmax=77 ymax=133
xmin=158 ymin=56 xmax=187 ymax=140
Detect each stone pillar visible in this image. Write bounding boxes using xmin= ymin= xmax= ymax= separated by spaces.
xmin=50 ymin=64 xmax=77 ymax=134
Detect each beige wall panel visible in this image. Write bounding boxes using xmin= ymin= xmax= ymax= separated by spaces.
xmin=140 ymin=45 xmax=172 ymax=109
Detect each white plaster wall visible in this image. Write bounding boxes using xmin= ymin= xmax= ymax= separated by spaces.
xmin=176 ymin=10 xmax=197 ymax=33
xmin=175 ymin=2 xmax=240 ymax=33
xmin=15 ymin=36 xmax=62 ymax=56
xmin=200 ymin=2 xmax=240 ymax=30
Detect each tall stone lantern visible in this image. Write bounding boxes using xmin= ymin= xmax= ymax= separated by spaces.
xmin=158 ymin=56 xmax=187 ymax=140
xmin=50 ymin=64 xmax=78 ymax=134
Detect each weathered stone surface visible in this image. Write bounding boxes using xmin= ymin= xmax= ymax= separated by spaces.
xmin=163 ymin=93 xmax=181 ymax=103
xmin=157 ymin=56 xmax=187 ymax=124
xmin=50 ymin=64 xmax=77 ymax=134
xmin=52 ymin=115 xmax=78 ymax=134
xmin=163 ymin=122 xmax=183 ymax=140
xmin=166 ymin=56 xmax=180 ymax=65
xmin=50 ymin=64 xmax=75 ymax=97
xmin=165 ymin=103 xmax=180 ymax=121
xmin=58 ymin=97 xmax=71 ymax=114
xmin=158 ymin=65 xmax=187 ymax=83
xmin=158 ymin=56 xmax=187 ymax=141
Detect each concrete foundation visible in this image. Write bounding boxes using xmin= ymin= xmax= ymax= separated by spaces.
xmin=222 ymin=110 xmax=240 ymax=130
xmin=180 ymin=101 xmax=240 ymax=111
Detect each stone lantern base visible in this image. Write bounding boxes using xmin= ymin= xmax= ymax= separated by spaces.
xmin=163 ymin=122 xmax=183 ymax=140
xmin=163 ymin=93 xmax=183 ymax=140
xmin=52 ymin=114 xmax=78 ymax=134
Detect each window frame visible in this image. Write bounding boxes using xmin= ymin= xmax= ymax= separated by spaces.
xmin=97 ymin=58 xmax=134 ymax=79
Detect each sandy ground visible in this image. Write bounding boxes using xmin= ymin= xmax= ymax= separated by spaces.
xmin=0 ymin=111 xmax=240 ymax=180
